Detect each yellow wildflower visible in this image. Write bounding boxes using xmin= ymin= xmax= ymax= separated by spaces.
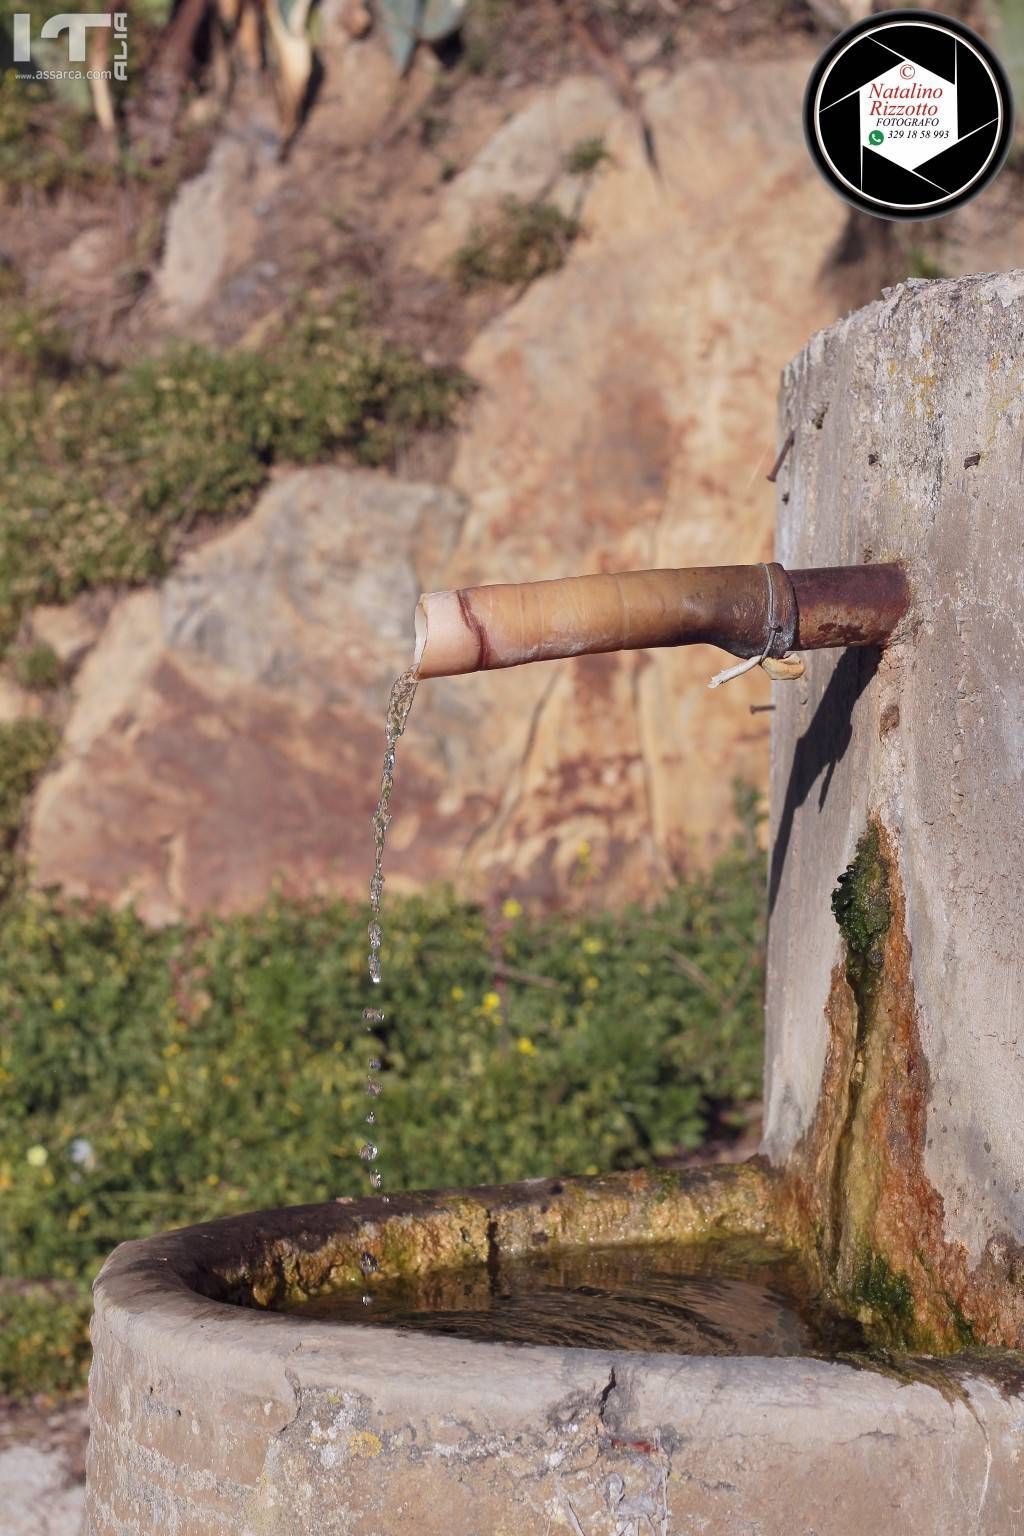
xmin=516 ymin=1037 xmax=536 ymax=1055
xmin=482 ymin=991 xmax=501 ymax=1013
xmin=502 ymin=898 xmax=523 ymax=919
xmin=582 ymin=936 xmax=603 ymax=955
xmin=450 ymin=986 xmax=465 ymax=1002
xmin=26 ymin=1144 xmax=48 ymax=1168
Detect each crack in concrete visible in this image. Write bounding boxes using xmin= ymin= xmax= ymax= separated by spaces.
xmin=598 ymin=1367 xmax=618 ymax=1424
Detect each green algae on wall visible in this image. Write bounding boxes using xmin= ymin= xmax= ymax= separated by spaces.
xmin=831 ymin=824 xmax=890 ymax=1010
xmin=806 ymin=820 xmax=1010 ymax=1352
xmin=849 ymin=1251 xmax=915 ymax=1348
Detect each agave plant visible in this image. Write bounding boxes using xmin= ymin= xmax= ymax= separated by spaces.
xmin=377 ymin=0 xmax=467 ymax=75
xmin=263 ymin=0 xmax=316 ymax=142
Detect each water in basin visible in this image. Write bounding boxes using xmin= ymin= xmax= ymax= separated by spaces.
xmin=283 ymin=1236 xmax=864 ymax=1358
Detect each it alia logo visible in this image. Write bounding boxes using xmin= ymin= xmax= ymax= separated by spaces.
xmin=804 ymin=9 xmax=1013 ymax=220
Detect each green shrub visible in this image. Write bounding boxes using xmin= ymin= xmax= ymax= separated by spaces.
xmin=0 ymin=72 xmax=101 ymax=197
xmin=0 ymin=1284 xmax=92 ymax=1398
xmin=13 ymin=642 xmax=62 ymax=693
xmin=0 ymin=295 xmax=470 ymax=651
xmin=906 ymin=247 xmax=947 ymax=281
xmin=0 ymin=292 xmax=74 ymax=379
xmin=0 ymin=0 xmax=175 ymax=198
xmin=460 ymin=0 xmax=512 ymax=76
xmin=564 ymin=136 xmax=609 ymax=175
xmin=0 ymin=802 xmax=765 ymax=1392
xmin=0 ymin=860 xmax=764 ymax=1270
xmin=0 ymin=718 xmax=58 ymax=899
xmin=454 ymin=199 xmax=580 ymax=288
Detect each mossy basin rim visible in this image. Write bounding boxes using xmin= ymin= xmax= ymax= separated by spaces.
xmin=187 ymin=1162 xmax=958 ymax=1366
xmin=276 ymin=1234 xmax=866 ymax=1359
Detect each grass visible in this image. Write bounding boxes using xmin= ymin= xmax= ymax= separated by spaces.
xmin=0 ymin=792 xmax=766 ymax=1396
xmin=454 ymin=198 xmax=580 ymax=289
xmin=0 ymin=291 xmax=471 ymax=654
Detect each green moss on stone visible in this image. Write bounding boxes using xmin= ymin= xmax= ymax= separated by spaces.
xmin=831 ymin=825 xmax=891 ymax=1005
xmin=851 ymin=1251 xmax=914 ymax=1343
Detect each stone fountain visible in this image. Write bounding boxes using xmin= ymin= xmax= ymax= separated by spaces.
xmin=87 ymin=273 xmax=1024 ymax=1534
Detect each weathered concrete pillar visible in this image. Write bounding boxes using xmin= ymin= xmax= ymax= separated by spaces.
xmin=766 ymin=271 xmax=1024 ymax=1347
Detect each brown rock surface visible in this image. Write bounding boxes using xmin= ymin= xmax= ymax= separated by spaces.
xmin=432 ymin=57 xmax=849 ymax=897
xmin=415 ymin=73 xmax=620 ymax=268
xmin=29 ymin=470 xmax=476 ymax=923
xmin=29 ymin=56 xmax=853 ymax=917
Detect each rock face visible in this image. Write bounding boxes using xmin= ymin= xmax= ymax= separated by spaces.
xmin=431 ymin=58 xmax=849 ymax=897
xmin=30 ymin=56 xmax=852 ymax=918
xmin=415 ymin=73 xmax=620 ymax=267
xmin=29 ymin=471 xmax=474 ymax=923
xmin=155 ymin=135 xmax=266 ymax=324
xmin=766 ymin=273 xmax=1024 ymax=1347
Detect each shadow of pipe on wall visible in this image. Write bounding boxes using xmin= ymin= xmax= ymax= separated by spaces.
xmin=769 ymin=647 xmax=880 ymax=919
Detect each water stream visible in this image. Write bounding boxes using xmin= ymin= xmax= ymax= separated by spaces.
xmin=292 ymin=657 xmax=875 ymax=1356
xmin=358 ymin=666 xmax=419 ymax=1300
xmin=343 ymin=667 xmax=861 ymax=1355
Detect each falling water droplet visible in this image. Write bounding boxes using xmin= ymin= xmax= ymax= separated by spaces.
xmin=362 ymin=1294 xmax=373 ymax=1307
xmin=357 ymin=668 xmax=418 ymax=1206
xmin=360 ymin=1251 xmax=379 ymax=1275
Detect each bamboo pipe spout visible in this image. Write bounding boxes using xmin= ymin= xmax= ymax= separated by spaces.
xmin=413 ymin=563 xmax=910 ymax=680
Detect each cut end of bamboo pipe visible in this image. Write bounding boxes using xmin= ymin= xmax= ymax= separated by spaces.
xmin=414 ymin=590 xmax=482 ymax=678
xmin=413 ymin=564 xmax=910 ymax=681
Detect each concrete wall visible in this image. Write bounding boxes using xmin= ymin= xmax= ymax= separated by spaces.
xmin=766 ymin=271 xmax=1024 ymax=1340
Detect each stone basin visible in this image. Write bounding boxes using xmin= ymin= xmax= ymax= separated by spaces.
xmin=87 ymin=1163 xmax=1024 ymax=1535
